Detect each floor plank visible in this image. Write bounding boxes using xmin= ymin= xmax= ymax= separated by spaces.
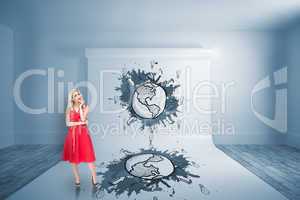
xmin=0 ymin=144 xmax=63 ymax=199
xmin=216 ymin=145 xmax=300 ymax=200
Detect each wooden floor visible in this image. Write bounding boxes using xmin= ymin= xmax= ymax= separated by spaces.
xmin=0 ymin=144 xmax=63 ymax=199
xmin=216 ymin=145 xmax=300 ymax=200
xmin=1 ymin=144 xmax=298 ymax=200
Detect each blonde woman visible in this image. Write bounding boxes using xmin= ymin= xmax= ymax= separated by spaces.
xmin=61 ymin=88 xmax=98 ymax=187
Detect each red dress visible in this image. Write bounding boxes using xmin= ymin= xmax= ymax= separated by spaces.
xmin=62 ymin=109 xmax=96 ymax=164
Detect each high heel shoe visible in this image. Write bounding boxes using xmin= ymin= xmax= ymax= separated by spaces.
xmin=75 ymin=181 xmax=80 ymax=187
xmin=91 ymin=176 xmax=98 ymax=186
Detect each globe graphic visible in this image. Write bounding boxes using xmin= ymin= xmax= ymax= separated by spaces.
xmin=132 ymin=82 xmax=166 ymax=119
xmin=125 ymin=153 xmax=174 ymax=179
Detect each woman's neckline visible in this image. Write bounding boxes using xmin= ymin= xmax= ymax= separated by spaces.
xmin=72 ymin=106 xmax=80 ymax=113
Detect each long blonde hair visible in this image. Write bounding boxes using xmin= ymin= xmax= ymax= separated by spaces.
xmin=66 ymin=88 xmax=80 ymax=112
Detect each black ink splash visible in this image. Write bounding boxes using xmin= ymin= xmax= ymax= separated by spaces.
xmin=115 ymin=66 xmax=181 ymax=130
xmin=94 ymin=148 xmax=204 ymax=199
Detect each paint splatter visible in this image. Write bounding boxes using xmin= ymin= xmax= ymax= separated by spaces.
xmin=169 ymin=188 xmax=175 ymax=197
xmin=120 ymin=148 xmax=133 ymax=156
xmin=190 ymin=161 xmax=200 ymax=168
xmin=199 ymin=184 xmax=210 ymax=195
xmin=114 ymin=66 xmax=181 ymax=130
xmin=94 ymin=148 xmax=204 ymax=199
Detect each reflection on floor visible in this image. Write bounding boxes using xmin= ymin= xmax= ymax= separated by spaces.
xmin=0 ymin=144 xmax=62 ymax=199
xmin=216 ymin=145 xmax=300 ymax=200
xmin=6 ymin=137 xmax=289 ymax=200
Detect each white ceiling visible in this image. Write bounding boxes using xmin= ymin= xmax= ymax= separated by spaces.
xmin=3 ymin=0 xmax=300 ymax=31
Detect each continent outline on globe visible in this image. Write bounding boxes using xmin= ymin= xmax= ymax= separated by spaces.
xmin=125 ymin=153 xmax=175 ymax=180
xmin=132 ymin=81 xmax=167 ymax=119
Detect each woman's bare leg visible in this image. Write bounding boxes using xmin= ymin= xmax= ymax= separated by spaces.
xmin=87 ymin=162 xmax=97 ymax=183
xmin=71 ymin=163 xmax=80 ymax=183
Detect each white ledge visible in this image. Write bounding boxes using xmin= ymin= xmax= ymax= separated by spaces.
xmin=85 ymin=48 xmax=213 ymax=59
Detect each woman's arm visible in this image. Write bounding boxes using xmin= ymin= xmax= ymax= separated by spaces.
xmin=65 ymin=108 xmax=86 ymax=127
xmin=79 ymin=104 xmax=89 ymax=122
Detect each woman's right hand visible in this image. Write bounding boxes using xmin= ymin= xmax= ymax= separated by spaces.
xmin=80 ymin=120 xmax=88 ymax=125
xmin=79 ymin=98 xmax=85 ymax=108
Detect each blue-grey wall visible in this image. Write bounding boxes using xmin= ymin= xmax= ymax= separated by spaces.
xmin=0 ymin=0 xmax=292 ymax=145
xmin=210 ymin=31 xmax=286 ymax=144
xmin=285 ymin=21 xmax=300 ymax=148
xmin=11 ymin=30 xmax=287 ymax=145
xmin=0 ymin=24 xmax=14 ymax=148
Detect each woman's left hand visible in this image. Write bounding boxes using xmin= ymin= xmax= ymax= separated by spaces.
xmin=83 ymin=104 xmax=89 ymax=113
